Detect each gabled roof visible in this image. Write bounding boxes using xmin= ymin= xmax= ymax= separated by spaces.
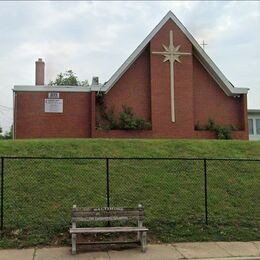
xmin=101 ymin=11 xmax=248 ymax=96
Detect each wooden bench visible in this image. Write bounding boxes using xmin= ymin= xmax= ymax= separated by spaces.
xmin=69 ymin=204 xmax=148 ymax=254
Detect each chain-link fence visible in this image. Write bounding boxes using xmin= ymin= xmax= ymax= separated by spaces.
xmin=0 ymin=157 xmax=259 ymax=241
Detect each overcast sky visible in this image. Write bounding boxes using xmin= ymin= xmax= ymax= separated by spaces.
xmin=0 ymin=1 xmax=259 ymax=131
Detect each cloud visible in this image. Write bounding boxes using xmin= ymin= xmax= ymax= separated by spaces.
xmin=0 ymin=1 xmax=259 ymax=131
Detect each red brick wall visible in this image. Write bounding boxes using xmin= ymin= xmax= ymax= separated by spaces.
xmin=97 ymin=45 xmax=151 ymax=122
xmin=193 ymin=55 xmax=245 ymax=130
xmin=15 ymin=92 xmax=91 ymax=139
xmin=150 ymin=19 xmax=194 ymax=138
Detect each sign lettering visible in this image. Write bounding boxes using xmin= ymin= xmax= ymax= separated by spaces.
xmin=44 ymin=99 xmax=63 ymax=113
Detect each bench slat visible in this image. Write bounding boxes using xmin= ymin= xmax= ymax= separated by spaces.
xmin=70 ymin=226 xmax=148 ymax=234
xmin=77 ymin=240 xmax=140 ymax=245
xmin=72 ymin=211 xmax=144 ymax=218
xmin=72 ymin=216 xmax=144 ymax=222
xmin=72 ymin=207 xmax=143 ymax=212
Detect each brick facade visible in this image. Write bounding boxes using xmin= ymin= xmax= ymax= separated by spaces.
xmin=15 ymin=92 xmax=92 ymax=139
xmin=150 ymin=20 xmax=194 ymax=138
xmin=14 ymin=15 xmax=248 ymax=140
xmin=100 ymin=45 xmax=151 ymax=122
xmin=193 ymin=56 xmax=245 ymax=130
xmin=93 ymin=19 xmax=248 ymax=139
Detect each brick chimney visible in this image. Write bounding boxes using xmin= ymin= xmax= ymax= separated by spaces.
xmin=35 ymin=58 xmax=45 ymax=85
xmin=91 ymin=76 xmax=99 ymax=85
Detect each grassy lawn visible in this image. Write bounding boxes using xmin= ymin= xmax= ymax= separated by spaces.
xmin=0 ymin=139 xmax=259 ymax=248
xmin=1 ymin=138 xmax=260 ymax=158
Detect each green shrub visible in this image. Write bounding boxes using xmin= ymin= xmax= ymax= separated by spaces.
xmin=214 ymin=125 xmax=232 ymax=140
xmin=205 ymin=118 xmax=216 ymax=131
xmin=119 ymin=105 xmax=151 ymax=130
xmin=195 ymin=121 xmax=205 ymax=130
xmin=195 ymin=119 xmax=234 ymax=140
xmin=101 ymin=106 xmax=120 ymax=130
xmin=96 ymin=100 xmax=151 ymax=130
xmin=96 ymin=92 xmax=104 ymax=106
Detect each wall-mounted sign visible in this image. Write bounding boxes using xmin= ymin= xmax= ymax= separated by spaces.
xmin=48 ymin=92 xmax=59 ymax=99
xmin=44 ymin=99 xmax=63 ymax=113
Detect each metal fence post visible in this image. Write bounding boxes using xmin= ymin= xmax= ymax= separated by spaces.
xmin=106 ymin=158 xmax=111 ymax=227
xmin=106 ymin=158 xmax=110 ymax=208
xmin=204 ymin=159 xmax=208 ymax=225
xmin=1 ymin=157 xmax=4 ymax=230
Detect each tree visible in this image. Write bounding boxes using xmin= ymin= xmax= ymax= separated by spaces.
xmin=3 ymin=125 xmax=13 ymax=139
xmin=0 ymin=124 xmax=13 ymax=140
xmin=49 ymin=70 xmax=89 ymax=86
xmin=0 ymin=125 xmax=13 ymax=140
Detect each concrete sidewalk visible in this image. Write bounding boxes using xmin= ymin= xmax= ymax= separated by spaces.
xmin=0 ymin=241 xmax=259 ymax=260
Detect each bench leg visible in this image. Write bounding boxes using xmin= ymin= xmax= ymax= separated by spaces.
xmin=140 ymin=231 xmax=147 ymax=253
xmin=137 ymin=231 xmax=140 ymax=241
xmin=72 ymin=234 xmax=77 ymax=255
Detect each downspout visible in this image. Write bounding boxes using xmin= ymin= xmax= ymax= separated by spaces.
xmin=243 ymin=94 xmax=248 ymax=137
xmin=12 ymin=90 xmax=16 ymax=140
xmin=90 ymin=91 xmax=96 ymax=138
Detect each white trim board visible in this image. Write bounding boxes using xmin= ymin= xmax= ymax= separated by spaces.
xmin=103 ymin=11 xmax=249 ymax=96
xmin=13 ymin=85 xmax=92 ymax=92
xmin=248 ymin=109 xmax=260 ymax=114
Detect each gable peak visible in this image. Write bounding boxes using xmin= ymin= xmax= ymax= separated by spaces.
xmin=103 ymin=11 xmax=248 ymax=96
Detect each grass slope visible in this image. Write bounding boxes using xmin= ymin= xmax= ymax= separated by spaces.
xmin=1 ymin=138 xmax=260 ymax=158
xmin=0 ymin=139 xmax=259 ymax=248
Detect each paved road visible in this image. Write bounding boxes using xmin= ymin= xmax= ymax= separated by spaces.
xmin=0 ymin=241 xmax=260 ymax=259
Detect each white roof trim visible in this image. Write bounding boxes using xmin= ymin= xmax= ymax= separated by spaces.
xmin=103 ymin=11 xmax=248 ymax=96
xmin=90 ymin=83 xmax=104 ymax=91
xmin=13 ymin=85 xmax=92 ymax=92
xmin=248 ymin=109 xmax=260 ymax=114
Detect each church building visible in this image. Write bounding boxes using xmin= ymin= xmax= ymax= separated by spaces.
xmin=13 ymin=11 xmax=249 ymax=139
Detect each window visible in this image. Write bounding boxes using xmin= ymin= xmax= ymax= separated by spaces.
xmin=256 ymin=119 xmax=260 ymax=135
xmin=248 ymin=119 xmax=254 ymax=135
